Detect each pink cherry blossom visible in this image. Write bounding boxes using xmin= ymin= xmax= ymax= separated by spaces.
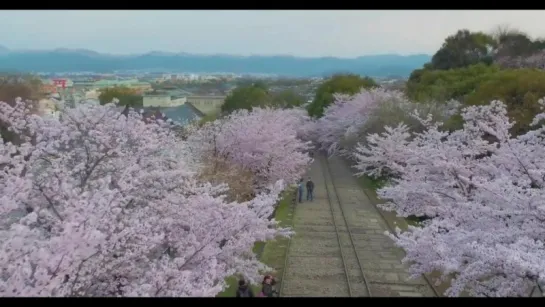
xmin=308 ymin=88 xmax=410 ymax=155
xmin=354 ymin=98 xmax=545 ymax=297
xmin=352 ymin=123 xmax=412 ymax=179
xmin=186 ymin=107 xmax=313 ymax=189
xmin=0 ymin=100 xmax=291 ymax=297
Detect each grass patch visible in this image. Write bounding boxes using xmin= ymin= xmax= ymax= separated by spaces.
xmin=198 ymin=112 xmax=220 ymax=125
xmin=363 ymin=175 xmax=388 ymax=190
xmin=216 ymin=189 xmax=295 ymax=297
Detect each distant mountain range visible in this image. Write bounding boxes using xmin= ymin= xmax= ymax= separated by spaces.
xmin=0 ymin=46 xmax=431 ymax=77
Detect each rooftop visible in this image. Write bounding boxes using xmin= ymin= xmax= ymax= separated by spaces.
xmin=187 ymin=95 xmax=226 ymax=99
xmin=94 ymin=79 xmax=150 ymax=86
xmin=143 ymin=93 xmax=171 ymax=97
xmin=73 ymin=79 xmax=152 ymax=87
xmin=116 ymin=104 xmax=201 ymax=126
xmin=161 ymin=105 xmax=201 ymax=124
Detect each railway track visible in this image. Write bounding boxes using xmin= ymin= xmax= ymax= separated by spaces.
xmin=335 ymin=154 xmax=545 ymax=298
xmin=280 ymin=154 xmax=439 ymax=297
xmin=323 ymin=154 xmax=439 ymax=297
xmin=320 ymin=155 xmax=372 ymax=297
xmin=280 ymin=153 xmax=543 ymax=298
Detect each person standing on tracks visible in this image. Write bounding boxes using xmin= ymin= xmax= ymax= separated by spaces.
xmin=236 ymin=279 xmax=255 ymax=297
xmin=297 ymin=178 xmax=304 ymax=203
xmin=260 ymin=275 xmax=278 ymax=297
xmin=306 ymin=177 xmax=314 ymax=201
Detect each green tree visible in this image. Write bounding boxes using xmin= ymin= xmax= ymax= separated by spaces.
xmin=251 ymin=81 xmax=268 ymax=91
xmin=271 ymin=89 xmax=305 ymax=109
xmin=307 ymin=74 xmax=377 ymax=118
xmin=98 ymin=86 xmax=143 ymax=107
xmin=464 ymin=68 xmax=545 ymax=135
xmin=430 ymin=29 xmax=496 ymax=70
xmin=406 ymin=63 xmax=501 ymax=102
xmin=489 ymin=26 xmax=545 ymax=69
xmin=491 ymin=26 xmax=539 ymax=57
xmin=269 ymin=78 xmax=311 ymax=87
xmin=0 ymin=74 xmax=43 ymax=103
xmin=221 ymin=84 xmax=272 ymax=113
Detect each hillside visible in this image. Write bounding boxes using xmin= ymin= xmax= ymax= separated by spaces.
xmin=0 ymin=46 xmax=430 ymax=77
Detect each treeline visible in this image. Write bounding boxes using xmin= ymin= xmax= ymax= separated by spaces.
xmin=301 ymin=26 xmax=545 ymax=138
xmin=221 ymin=81 xmax=306 ymax=114
xmin=98 ymin=87 xmax=143 ymax=107
xmin=235 ymin=77 xmax=314 ymax=88
xmin=407 ymin=26 xmax=545 ymax=135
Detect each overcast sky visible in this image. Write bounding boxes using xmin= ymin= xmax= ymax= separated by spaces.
xmin=0 ymin=10 xmax=544 ymax=58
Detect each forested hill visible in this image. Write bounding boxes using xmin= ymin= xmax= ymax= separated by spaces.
xmin=0 ymin=46 xmax=430 ymax=77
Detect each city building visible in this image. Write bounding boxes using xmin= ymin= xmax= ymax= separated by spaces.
xmin=142 ymin=93 xmax=225 ymax=116
xmin=186 ymin=95 xmax=226 ymax=116
xmin=40 ymin=78 xmax=74 ymax=95
xmin=37 ymin=98 xmax=61 ymax=119
xmin=143 ymin=93 xmax=187 ymax=107
xmin=72 ymin=79 xmax=152 ymax=93
xmin=160 ymin=104 xmax=202 ymax=125
xmin=115 ymin=104 xmax=202 ymax=126
xmin=40 ymin=84 xmax=58 ymax=95
xmin=85 ymin=89 xmax=100 ymax=100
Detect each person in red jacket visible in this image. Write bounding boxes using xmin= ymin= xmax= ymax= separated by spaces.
xmin=259 ymin=275 xmax=278 ymax=297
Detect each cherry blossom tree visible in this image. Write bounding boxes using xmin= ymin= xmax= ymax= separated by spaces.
xmin=280 ymin=107 xmax=316 ymax=141
xmin=352 ymin=123 xmax=412 ymax=179
xmin=353 ymin=99 xmax=545 ymax=297
xmin=186 ymin=107 xmax=313 ymax=190
xmin=0 ymin=100 xmax=291 ymax=297
xmin=309 ymin=88 xmax=462 ymax=157
xmin=310 ymin=88 xmax=410 ymax=156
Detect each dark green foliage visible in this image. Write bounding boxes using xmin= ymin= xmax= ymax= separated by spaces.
xmin=307 ymin=74 xmax=377 ymax=118
xmin=406 ymin=65 xmax=545 ymax=136
xmin=98 ymin=86 xmax=143 ymax=108
xmin=465 ymin=68 xmax=545 ymax=135
xmin=222 ymin=83 xmax=305 ymax=113
xmin=429 ymin=29 xmax=496 ymax=71
xmin=271 ymin=89 xmax=305 ymax=109
xmin=406 ymin=63 xmax=501 ymax=102
xmin=221 ymin=84 xmax=272 ymax=113
xmin=407 ymin=27 xmax=545 ymax=137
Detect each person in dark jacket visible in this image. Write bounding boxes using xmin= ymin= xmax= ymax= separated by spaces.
xmin=236 ymin=279 xmax=254 ymax=297
xmin=306 ymin=177 xmax=315 ymax=201
xmin=260 ymin=275 xmax=278 ymax=297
